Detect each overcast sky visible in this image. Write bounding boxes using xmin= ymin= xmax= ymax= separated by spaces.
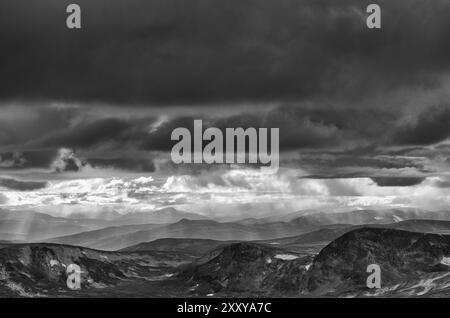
xmin=1 ymin=0 xmax=450 ymax=217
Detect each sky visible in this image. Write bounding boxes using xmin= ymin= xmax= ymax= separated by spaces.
xmin=1 ymin=0 xmax=450 ymax=218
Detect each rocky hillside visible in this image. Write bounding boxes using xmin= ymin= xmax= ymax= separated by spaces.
xmin=0 ymin=243 xmax=192 ymax=297
xmin=3 ymin=228 xmax=450 ymax=297
xmin=179 ymin=228 xmax=450 ymax=297
xmin=303 ymin=228 xmax=450 ymax=296
xmin=180 ymin=242 xmax=313 ymax=296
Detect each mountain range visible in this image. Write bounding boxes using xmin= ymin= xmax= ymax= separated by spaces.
xmin=2 ymin=227 xmax=450 ymax=297
xmin=2 ymin=207 xmax=450 ymax=297
xmin=41 ymin=208 xmax=450 ymax=251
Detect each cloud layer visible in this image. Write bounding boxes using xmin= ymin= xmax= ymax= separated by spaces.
xmin=1 ymin=1 xmax=450 ymax=215
xmin=1 ymin=0 xmax=450 ymax=105
xmin=2 ymin=169 xmax=450 ymax=218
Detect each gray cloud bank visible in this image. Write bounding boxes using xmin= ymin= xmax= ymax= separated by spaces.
xmin=0 ymin=0 xmax=450 ymax=182
xmin=1 ymin=0 xmax=450 ymax=105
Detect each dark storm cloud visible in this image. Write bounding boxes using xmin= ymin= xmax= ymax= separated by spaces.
xmin=0 ymin=178 xmax=48 ymax=191
xmin=87 ymin=157 xmax=155 ymax=172
xmin=299 ymin=153 xmax=423 ymax=171
xmin=49 ymin=148 xmax=156 ymax=173
xmin=1 ymin=0 xmax=450 ymax=180
xmin=294 ymin=147 xmax=427 ymax=179
xmin=34 ymin=117 xmax=134 ymax=148
xmin=1 ymin=0 xmax=450 ymax=105
xmin=0 ymin=103 xmax=394 ymax=157
xmin=323 ymin=155 xmax=423 ymax=170
xmin=0 ymin=150 xmax=57 ymax=169
xmin=0 ymin=102 xmax=431 ymax=176
xmin=0 ymin=106 xmax=78 ymax=146
xmin=370 ymin=177 xmax=425 ymax=187
xmin=139 ymin=105 xmax=396 ymax=152
xmin=214 ymin=109 xmax=343 ymax=150
xmin=140 ymin=108 xmax=343 ymax=152
xmin=393 ymin=105 xmax=450 ymax=145
xmin=0 ymin=147 xmax=156 ymax=173
xmin=141 ymin=117 xmax=197 ymax=151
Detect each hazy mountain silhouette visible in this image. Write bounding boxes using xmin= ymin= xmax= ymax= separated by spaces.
xmin=48 ymin=218 xmax=320 ymax=251
xmin=111 ymin=207 xmax=208 ymax=225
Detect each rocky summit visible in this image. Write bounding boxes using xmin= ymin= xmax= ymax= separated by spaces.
xmin=180 ymin=242 xmax=313 ymax=296
xmin=303 ymin=228 xmax=450 ymax=297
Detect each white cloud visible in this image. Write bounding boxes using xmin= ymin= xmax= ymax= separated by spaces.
xmin=1 ymin=168 xmax=450 ymax=218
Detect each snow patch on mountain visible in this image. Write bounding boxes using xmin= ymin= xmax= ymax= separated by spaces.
xmin=274 ymin=254 xmax=298 ymax=261
xmin=440 ymin=256 xmax=450 ymax=266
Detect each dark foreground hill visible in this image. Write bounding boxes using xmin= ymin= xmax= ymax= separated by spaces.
xmin=180 ymin=242 xmax=313 ymax=296
xmin=257 ymin=219 xmax=450 ymax=254
xmin=303 ymin=228 xmax=450 ymax=297
xmin=0 ymin=243 xmax=193 ymax=297
xmin=179 ymin=228 xmax=450 ymax=297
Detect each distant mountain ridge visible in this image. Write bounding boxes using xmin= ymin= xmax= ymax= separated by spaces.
xmin=47 ymin=218 xmax=321 ymax=251
xmin=4 ymin=207 xmax=450 ymax=253
xmin=110 ymin=207 xmax=209 ymax=225
xmin=0 ymin=207 xmax=207 ymax=243
xmin=0 ymin=209 xmax=108 ymax=241
xmin=45 ymin=209 xmax=450 ymax=251
xmin=291 ymin=208 xmax=450 ymax=225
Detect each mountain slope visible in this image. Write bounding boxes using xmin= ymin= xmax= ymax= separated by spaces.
xmin=120 ymin=238 xmax=239 ymax=256
xmin=303 ymin=228 xmax=450 ymax=296
xmin=388 ymin=219 xmax=450 ymax=234
xmin=5 ymin=226 xmax=450 ymax=297
xmin=180 ymin=242 xmax=312 ymax=296
xmin=0 ymin=243 xmax=192 ymax=297
xmin=257 ymin=220 xmax=450 ymax=255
